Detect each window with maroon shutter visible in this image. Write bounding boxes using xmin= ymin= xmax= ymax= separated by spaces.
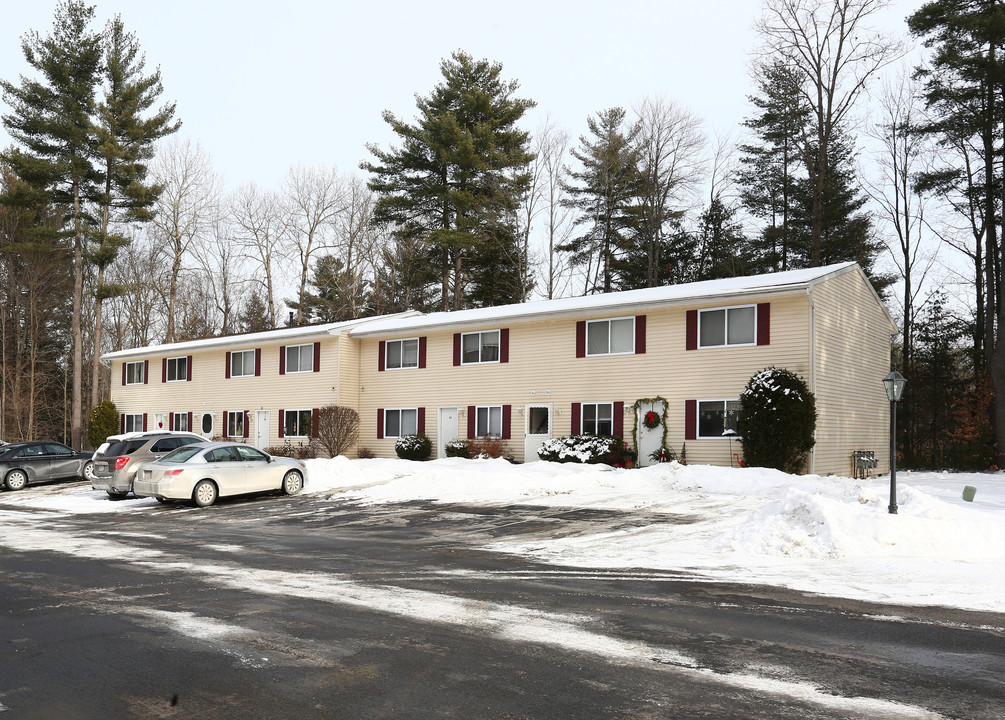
xmin=695 ymin=305 xmax=759 ymax=348
xmin=225 ymin=351 xmax=232 ymax=378
xmin=756 ymin=303 xmax=770 ymax=345
xmin=613 ymin=401 xmax=625 ymax=437
xmin=255 ymin=348 xmax=261 ymax=376
xmin=311 ymin=408 xmax=319 ymax=438
xmin=120 ymin=413 xmax=125 ymax=432
xmin=459 ymin=330 xmax=504 ymax=364
xmin=571 ymin=402 xmax=581 ymax=435
xmin=121 ymin=364 xmax=126 ymax=386
xmin=142 ymin=413 xmax=148 ymax=431
xmin=418 ymin=337 xmax=426 ymax=368
xmin=313 ymin=341 xmax=321 ymax=372
xmin=186 ymin=356 xmax=192 ymax=381
xmin=279 ymin=345 xmax=286 ymax=375
xmin=467 ymin=405 xmax=476 ymax=439
xmin=453 ymin=334 xmax=461 ymax=366
xmin=282 ymin=409 xmax=312 ymax=438
xmin=165 ymin=356 xmax=190 ymax=382
xmin=284 ymin=344 xmax=315 ymax=373
xmin=162 ymin=358 xmax=167 ymax=383
xmin=502 ymin=405 xmax=512 ymax=439
xmin=500 ymin=328 xmax=510 ymax=363
xmin=377 ymin=409 xmax=384 ymax=439
xmin=580 ymin=403 xmax=614 ymax=435
xmin=417 ymin=407 xmax=426 ymax=435
xmin=584 ymin=318 xmax=635 ymax=356
xmin=169 ymin=413 xmax=174 ymax=431
xmin=143 ymin=360 xmax=149 ymax=384
xmin=382 ymin=408 xmax=418 ymax=437
xmin=243 ymin=411 xmax=250 ymax=438
xmin=384 ymin=338 xmax=420 ymax=369
xmin=576 ymin=322 xmax=586 ymax=358
xmin=279 ymin=409 xmax=285 ymax=438
xmin=634 ymin=316 xmax=646 ymax=354
xmin=187 ymin=412 xmax=192 ymax=431
xmin=685 ymin=400 xmax=697 ymax=440
xmin=378 ymin=341 xmax=386 ymax=371
xmin=124 ymin=360 xmax=145 ymax=384
xmin=686 ymin=310 xmax=698 ymax=350
xmin=473 ymin=406 xmax=504 ymax=437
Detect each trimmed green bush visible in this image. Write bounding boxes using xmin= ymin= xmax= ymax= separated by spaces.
xmin=738 ymin=367 xmax=816 ymax=474
xmin=537 ymin=435 xmax=623 ymax=464
xmin=395 ymin=433 xmax=432 ymax=461
xmin=87 ymin=400 xmax=119 ymax=448
xmin=445 ymin=439 xmax=471 ymax=458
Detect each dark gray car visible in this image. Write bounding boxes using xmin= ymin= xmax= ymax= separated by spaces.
xmin=0 ymin=441 xmax=92 ymax=491
xmin=90 ymin=432 xmax=204 ymax=498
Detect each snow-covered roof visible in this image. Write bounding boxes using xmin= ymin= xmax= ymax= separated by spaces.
xmin=100 ymin=311 xmax=420 ymax=361
xmin=349 ymin=262 xmax=863 ymax=337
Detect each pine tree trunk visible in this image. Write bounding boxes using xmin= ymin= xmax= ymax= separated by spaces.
xmin=71 ymin=186 xmax=84 ymax=449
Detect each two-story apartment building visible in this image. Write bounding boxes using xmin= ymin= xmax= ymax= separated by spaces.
xmin=103 ymin=261 xmax=896 ymax=475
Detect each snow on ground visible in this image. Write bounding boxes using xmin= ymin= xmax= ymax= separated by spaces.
xmin=4 ymin=457 xmax=1003 ymax=613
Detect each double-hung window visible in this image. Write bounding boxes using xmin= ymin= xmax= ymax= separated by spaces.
xmin=165 ymin=356 xmax=188 ymax=382
xmin=285 ymin=344 xmax=314 ymax=373
xmin=699 ymin=306 xmax=756 ymax=347
xmin=230 ymin=349 xmax=256 ymax=377
xmin=284 ymin=409 xmax=312 ymax=438
xmin=226 ymin=411 xmax=245 ymax=438
xmin=586 ymin=317 xmax=634 ymax=356
xmin=581 ymin=402 xmax=614 ymax=435
xmin=384 ymin=408 xmax=418 ymax=438
xmin=462 ymin=331 xmax=500 ymax=364
xmin=475 ymin=405 xmax=503 ymax=437
xmin=125 ymin=361 xmax=145 ymax=385
xmin=171 ymin=412 xmax=189 ymax=432
xmin=697 ymin=400 xmax=741 ymax=438
xmin=386 ymin=339 xmax=419 ymax=370
xmin=123 ymin=413 xmax=144 ymax=433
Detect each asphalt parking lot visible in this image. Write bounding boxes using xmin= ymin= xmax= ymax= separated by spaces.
xmin=2 ymin=481 xmax=1003 ymax=719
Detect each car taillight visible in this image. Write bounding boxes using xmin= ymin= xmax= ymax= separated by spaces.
xmin=114 ymin=456 xmax=130 ymax=471
xmin=165 ymin=469 xmax=184 ymax=477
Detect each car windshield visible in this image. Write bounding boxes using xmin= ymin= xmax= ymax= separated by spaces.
xmin=160 ymin=446 xmax=203 ymax=463
xmin=104 ymin=440 xmax=147 ymax=456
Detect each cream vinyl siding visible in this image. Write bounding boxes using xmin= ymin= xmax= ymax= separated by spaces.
xmin=358 ymin=293 xmax=811 ymax=462
xmin=809 ymin=270 xmax=895 ymax=476
xmin=110 ymin=337 xmax=341 ymax=450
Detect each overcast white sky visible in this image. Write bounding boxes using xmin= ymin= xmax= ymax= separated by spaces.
xmin=1 ymin=0 xmax=924 ymax=192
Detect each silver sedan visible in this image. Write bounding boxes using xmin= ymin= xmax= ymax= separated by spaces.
xmin=133 ymin=442 xmax=307 ymax=507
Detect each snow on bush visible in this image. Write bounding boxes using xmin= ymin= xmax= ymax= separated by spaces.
xmin=739 ymin=367 xmax=816 ymax=474
xmin=394 ymin=434 xmax=432 ymax=461
xmin=537 ymin=435 xmax=621 ymax=464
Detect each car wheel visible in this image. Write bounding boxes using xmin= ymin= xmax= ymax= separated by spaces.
xmin=106 ymin=490 xmax=129 ymax=500
xmin=82 ymin=461 xmax=95 ymax=482
xmin=4 ymin=469 xmax=28 ymax=491
xmin=192 ymin=480 xmax=218 ymax=508
xmin=281 ymin=470 xmax=303 ymax=496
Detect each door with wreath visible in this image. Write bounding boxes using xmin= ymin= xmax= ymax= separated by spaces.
xmin=636 ymin=399 xmax=666 ymax=467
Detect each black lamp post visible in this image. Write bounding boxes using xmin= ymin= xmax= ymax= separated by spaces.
xmin=882 ymin=370 xmax=907 ymax=514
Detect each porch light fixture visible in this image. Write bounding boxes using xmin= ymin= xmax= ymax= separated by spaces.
xmin=882 ymin=370 xmax=906 ymax=514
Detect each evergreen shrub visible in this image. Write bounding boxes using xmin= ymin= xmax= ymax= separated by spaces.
xmin=395 ymin=434 xmax=432 ymax=461
xmin=537 ymin=435 xmax=623 ymax=464
xmin=738 ymin=367 xmax=816 ymax=474
xmin=445 ymin=439 xmax=470 ymax=458
xmin=87 ymin=400 xmax=119 ymax=448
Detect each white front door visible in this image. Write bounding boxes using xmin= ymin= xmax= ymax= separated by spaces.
xmin=154 ymin=413 xmax=166 ymax=431
xmin=199 ymin=412 xmax=214 ymax=440
xmin=254 ymin=410 xmax=270 ymax=450
xmin=637 ymin=401 xmax=666 ymax=467
xmin=438 ymin=407 xmax=458 ymax=458
xmin=524 ymin=404 xmax=552 ymax=462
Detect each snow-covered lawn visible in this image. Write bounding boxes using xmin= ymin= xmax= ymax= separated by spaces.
xmin=5 ymin=458 xmax=1003 ymax=613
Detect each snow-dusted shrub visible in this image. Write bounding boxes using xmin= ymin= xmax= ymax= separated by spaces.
xmin=738 ymin=367 xmax=816 ymax=474
xmin=445 ymin=439 xmax=471 ymax=458
xmin=394 ymin=434 xmax=432 ymax=461
xmin=468 ymin=436 xmax=512 ymax=460
xmin=537 ymin=435 xmax=622 ymax=464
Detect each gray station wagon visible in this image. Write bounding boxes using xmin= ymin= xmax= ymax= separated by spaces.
xmin=90 ymin=431 xmax=204 ymax=498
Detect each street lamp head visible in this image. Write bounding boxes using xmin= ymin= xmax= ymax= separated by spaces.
xmin=883 ymin=370 xmax=907 ymax=402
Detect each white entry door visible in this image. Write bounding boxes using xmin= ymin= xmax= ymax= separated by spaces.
xmin=637 ymin=400 xmax=666 ymax=467
xmin=154 ymin=413 xmax=166 ymax=431
xmin=254 ymin=410 xmax=270 ymax=449
xmin=199 ymin=411 xmax=214 ymax=440
xmin=524 ymin=404 xmax=552 ymax=462
xmin=438 ymin=407 xmax=458 ymax=458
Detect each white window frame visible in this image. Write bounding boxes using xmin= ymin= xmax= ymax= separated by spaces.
xmin=171 ymin=412 xmax=189 ymax=432
xmin=586 ymin=317 xmax=635 ymax=357
xmin=697 ymin=305 xmax=757 ymax=348
xmin=461 ymin=330 xmax=501 ymax=365
xmin=125 ymin=361 xmax=145 ymax=385
xmin=230 ymin=349 xmax=256 ymax=378
xmin=285 ymin=343 xmax=314 ymax=373
xmin=386 ymin=338 xmax=420 ymax=370
xmin=696 ymin=398 xmax=742 ymax=439
xmin=123 ymin=413 xmax=144 ymax=433
xmin=284 ymin=408 xmax=313 ymax=438
xmin=226 ymin=410 xmax=245 ymax=438
xmin=475 ymin=405 xmax=503 ymax=438
xmin=580 ymin=402 xmax=614 ymax=436
xmin=165 ymin=356 xmax=188 ymax=382
xmin=384 ymin=408 xmax=418 ymax=438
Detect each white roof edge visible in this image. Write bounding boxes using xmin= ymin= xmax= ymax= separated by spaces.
xmin=348 ymin=262 xmax=861 ymax=337
xmin=100 ymin=311 xmax=421 ymax=361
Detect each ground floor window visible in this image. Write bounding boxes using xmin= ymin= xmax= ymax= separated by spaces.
xmin=123 ymin=413 xmax=143 ymax=433
xmin=284 ymin=409 xmax=312 ymax=438
xmin=581 ymin=402 xmax=613 ymax=435
xmin=475 ymin=405 xmax=502 ymax=437
xmin=697 ymin=399 xmax=741 ymax=438
xmin=384 ymin=408 xmax=418 ymax=438
xmin=172 ymin=412 xmax=189 ymax=432
xmin=226 ymin=410 xmax=245 ymax=438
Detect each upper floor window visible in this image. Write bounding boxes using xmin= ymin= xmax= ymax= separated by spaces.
xmin=699 ymin=306 xmax=756 ymax=347
xmin=285 ymin=344 xmax=314 ymax=373
xmin=386 ymin=338 xmax=419 ymax=370
xmin=462 ymin=331 xmax=500 ymax=364
xmin=230 ymin=349 xmax=256 ymax=378
xmin=165 ymin=356 xmax=188 ymax=382
xmin=581 ymin=402 xmax=614 ymax=435
xmin=587 ymin=318 xmax=634 ymax=356
xmin=697 ymin=399 xmax=741 ymax=438
xmin=125 ymin=361 xmax=145 ymax=385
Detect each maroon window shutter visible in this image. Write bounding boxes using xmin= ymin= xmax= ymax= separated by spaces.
xmin=685 ymin=400 xmax=697 ymax=440
xmin=162 ymin=358 xmax=167 ymax=383
xmin=614 ymin=401 xmax=625 ymax=438
xmin=311 ymin=409 xmax=319 ymax=438
xmin=143 ymin=360 xmax=149 ymax=384
xmin=571 ymin=403 xmax=581 ymax=435
xmin=757 ymin=303 xmax=771 ymax=346
xmin=279 ymin=346 xmax=286 ymax=375
xmin=635 ymin=316 xmax=646 ymax=354
xmin=453 ymin=334 xmax=461 ymax=366
xmin=467 ymin=406 xmax=476 ymax=439
xmin=187 ymin=412 xmax=192 ymax=431
xmin=576 ymin=321 xmax=586 ymax=358
xmin=500 ymin=328 xmax=510 ymax=363
xmin=225 ymin=351 xmax=231 ymax=378
xmin=417 ymin=407 xmax=426 ymax=435
xmin=686 ymin=310 xmax=698 ymax=351
xmin=255 ymin=348 xmax=262 ymax=376
xmin=243 ymin=411 xmax=250 ymax=438
xmin=120 ymin=414 xmax=125 ymax=432
xmin=279 ymin=409 xmax=285 ymax=438
xmin=121 ymin=363 xmax=126 ymax=386
xmin=419 ymin=337 xmax=427 ymax=369
xmin=187 ymin=356 xmax=193 ymax=381
xmin=169 ymin=413 xmax=174 ymax=431
xmin=502 ymin=405 xmax=512 ymax=440
xmin=142 ymin=413 xmax=148 ymax=431
xmin=313 ymin=342 xmax=321 ymax=372
xmin=378 ymin=341 xmax=386 ymax=371
xmin=377 ymin=409 xmax=384 ymax=439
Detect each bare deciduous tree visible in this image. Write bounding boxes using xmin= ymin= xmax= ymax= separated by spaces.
xmin=312 ymin=404 xmax=360 ymax=457
xmin=231 ymin=183 xmax=288 ymax=328
xmin=535 ymin=118 xmax=576 ymax=298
